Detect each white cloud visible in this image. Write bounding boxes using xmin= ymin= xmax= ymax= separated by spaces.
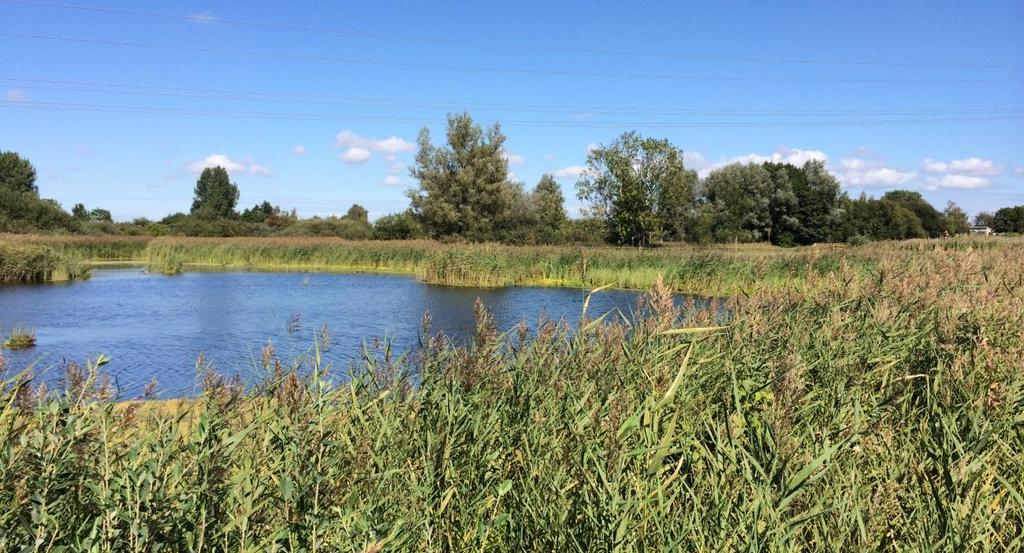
xmin=683 ymin=151 xmax=713 ymax=176
xmin=373 ymin=136 xmax=415 ymax=154
xmin=249 ymin=164 xmax=272 ymax=176
xmin=585 ymin=143 xmax=600 ymax=153
xmin=335 ymin=130 xmax=414 ymax=163
xmin=921 ymin=157 xmax=1001 ymax=176
xmin=387 ymin=162 xmax=406 ymax=175
xmin=726 ymin=146 xmax=827 ymax=167
xmin=187 ymin=154 xmax=272 ymax=176
xmin=544 ymin=153 xmax=555 ymax=161
xmin=502 ymin=150 xmax=526 ymax=165
xmin=382 ymin=175 xmax=403 ymax=186
xmin=5 ymin=88 xmax=28 ymax=102
xmin=292 ymin=145 xmax=306 ymax=156
xmin=340 ymin=147 xmax=372 ymax=164
xmin=187 ymin=12 xmax=216 ymax=24
xmin=553 ymin=165 xmax=587 ymax=180
xmin=837 ymin=156 xmax=915 ymax=187
xmin=924 ymin=174 xmax=989 ymax=190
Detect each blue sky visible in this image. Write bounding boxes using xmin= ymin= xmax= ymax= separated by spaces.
xmin=2 ymin=0 xmax=1022 ymax=221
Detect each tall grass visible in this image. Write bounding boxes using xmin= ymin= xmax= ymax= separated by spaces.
xmin=0 ymin=242 xmax=89 ymax=283
xmin=140 ymin=236 xmax=870 ymax=295
xmin=1 ymin=242 xmax=1022 ymax=550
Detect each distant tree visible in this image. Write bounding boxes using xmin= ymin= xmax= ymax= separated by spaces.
xmin=408 ymin=112 xmax=521 ymax=241
xmin=530 ymin=174 xmax=567 ymax=244
xmin=576 ymin=131 xmax=692 ymax=246
xmin=974 ymin=211 xmax=995 ymax=227
xmin=72 ymin=203 xmax=89 ymax=220
xmin=992 ymin=205 xmax=1024 ymax=233
xmin=373 ymin=210 xmax=424 ymax=240
xmin=89 ymin=208 xmax=113 ymax=223
xmin=836 ymin=193 xmax=928 ymax=242
xmin=0 ymin=151 xmax=38 ymax=195
xmin=942 ymin=202 xmax=970 ymax=235
xmin=881 ymin=190 xmax=944 ymax=237
xmin=701 ymin=163 xmax=773 ymax=242
xmin=345 ymin=204 xmax=369 ymax=224
xmin=241 ymin=201 xmax=276 ymax=223
xmin=190 ymin=166 xmax=239 ymax=218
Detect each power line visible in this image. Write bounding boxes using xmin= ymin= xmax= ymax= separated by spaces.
xmin=4 ymin=78 xmax=1023 ymax=117
xmin=4 ymin=100 xmax=1023 ymax=128
xmin=3 ymin=33 xmax=1022 ymax=85
xmin=2 ymin=0 xmax=1018 ymax=71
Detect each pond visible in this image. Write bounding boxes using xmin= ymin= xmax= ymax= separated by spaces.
xmin=1 ymin=268 xmax=713 ymax=398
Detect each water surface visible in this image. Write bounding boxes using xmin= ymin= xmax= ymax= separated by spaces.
xmin=1 ymin=268 xmax=695 ymax=397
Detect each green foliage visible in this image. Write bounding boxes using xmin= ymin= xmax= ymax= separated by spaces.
xmin=881 ymin=190 xmax=945 ymax=237
xmin=702 ymin=162 xmax=774 ymax=243
xmin=0 ymin=242 xmax=88 ymax=282
xmin=240 ymin=201 xmax=295 ymax=230
xmin=191 ymin=166 xmax=240 ymax=219
xmin=0 ymin=150 xmax=38 ymax=195
xmin=409 ymin=113 xmax=525 ymax=241
xmin=530 ymin=174 xmax=568 ymax=244
xmin=373 ymin=210 xmax=424 ymax=240
xmin=943 ymin=201 xmax=970 ymax=235
xmin=992 ymin=205 xmax=1024 ymax=233
xmin=577 ymin=132 xmax=694 ymax=246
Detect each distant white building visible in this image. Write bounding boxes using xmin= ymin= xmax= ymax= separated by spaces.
xmin=969 ymin=225 xmax=993 ymax=236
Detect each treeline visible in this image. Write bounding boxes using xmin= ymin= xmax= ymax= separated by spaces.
xmin=3 ymin=116 xmax=1022 ymax=245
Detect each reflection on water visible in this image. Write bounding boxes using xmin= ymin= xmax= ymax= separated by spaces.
xmin=0 ymin=268 xmax=712 ymax=398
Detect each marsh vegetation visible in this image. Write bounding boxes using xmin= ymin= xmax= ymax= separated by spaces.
xmin=1 ymin=240 xmax=1021 ymax=550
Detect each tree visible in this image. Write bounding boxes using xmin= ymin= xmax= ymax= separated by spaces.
xmin=89 ymin=208 xmax=113 ymax=223
xmin=373 ymin=210 xmax=424 ymax=240
xmin=942 ymin=202 xmax=969 ymax=235
xmin=992 ymin=205 xmax=1024 ymax=233
xmin=974 ymin=212 xmax=994 ymax=227
xmin=345 ymin=204 xmax=369 ymax=225
xmin=72 ymin=203 xmax=89 ymax=220
xmin=408 ymin=112 xmax=521 ymax=241
xmin=881 ymin=190 xmax=944 ymax=237
xmin=530 ymin=174 xmax=567 ymax=244
xmin=701 ymin=163 xmax=773 ymax=242
xmin=191 ymin=166 xmax=239 ymax=219
xmin=0 ymin=151 xmax=38 ymax=195
xmin=576 ymin=132 xmax=692 ymax=247
xmin=790 ymin=160 xmax=842 ymax=244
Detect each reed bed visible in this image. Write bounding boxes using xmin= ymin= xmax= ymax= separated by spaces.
xmin=0 ymin=234 xmax=150 ymax=262
xmin=139 ymin=236 xmax=866 ymax=295
xmin=0 ymin=242 xmax=89 ymax=283
xmin=1 ymin=241 xmax=1022 ymax=550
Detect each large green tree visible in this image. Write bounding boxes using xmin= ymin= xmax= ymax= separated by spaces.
xmin=0 ymin=151 xmax=38 ymax=195
xmin=881 ymin=190 xmax=944 ymax=237
xmin=530 ymin=174 xmax=567 ymax=244
xmin=992 ymin=205 xmax=1024 ymax=233
xmin=408 ymin=113 xmax=522 ymax=241
xmin=191 ymin=166 xmax=239 ymax=219
xmin=576 ymin=132 xmax=693 ymax=247
xmin=701 ymin=163 xmax=774 ymax=242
